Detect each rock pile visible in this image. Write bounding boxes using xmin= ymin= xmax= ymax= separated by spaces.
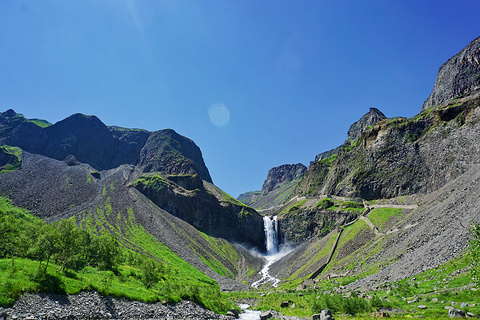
xmin=0 ymin=292 xmax=231 ymax=320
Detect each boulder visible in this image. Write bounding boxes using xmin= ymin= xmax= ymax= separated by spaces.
xmin=313 ymin=309 xmax=335 ymax=320
xmin=449 ymin=309 xmax=466 ymax=318
xmin=260 ymin=310 xmax=274 ymax=320
xmin=227 ymin=308 xmax=239 ymax=318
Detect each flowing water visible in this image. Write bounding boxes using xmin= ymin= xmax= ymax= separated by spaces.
xmin=237 ymin=304 xmax=261 ymax=320
xmin=251 ymin=215 xmax=293 ymax=288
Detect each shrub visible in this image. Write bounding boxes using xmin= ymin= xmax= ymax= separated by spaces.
xmin=312 ymin=293 xmax=372 ymax=315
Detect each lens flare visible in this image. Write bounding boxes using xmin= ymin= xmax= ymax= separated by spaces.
xmin=208 ymin=103 xmax=230 ymax=127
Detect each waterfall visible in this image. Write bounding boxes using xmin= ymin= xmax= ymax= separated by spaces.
xmin=264 ymin=215 xmax=278 ymax=255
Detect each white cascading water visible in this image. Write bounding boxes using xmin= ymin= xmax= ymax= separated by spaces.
xmin=252 ymin=215 xmax=287 ymax=288
xmin=264 ymin=215 xmax=278 ymax=255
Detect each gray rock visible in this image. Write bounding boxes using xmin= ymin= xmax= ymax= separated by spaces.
xmin=449 ymin=309 xmax=466 ymax=318
xmin=467 ymin=312 xmax=478 ymax=318
xmin=313 ymin=309 xmax=334 ymax=320
xmin=418 ymin=305 xmax=428 ymax=309
xmin=260 ymin=310 xmax=274 ymax=320
xmin=432 ymin=298 xmax=439 ymax=302
xmin=422 ymin=36 xmax=480 ymax=112
xmin=461 ymin=302 xmax=468 ymax=308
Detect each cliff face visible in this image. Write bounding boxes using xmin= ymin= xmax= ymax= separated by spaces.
xmin=314 ymin=108 xmax=386 ymax=162
xmin=238 ymin=163 xmax=307 ymax=211
xmin=422 ymin=36 xmax=480 ymax=112
xmin=0 ymin=111 xmax=212 ymax=182
xmin=261 ymin=164 xmax=307 ymax=195
xmin=134 ymin=174 xmax=265 ymax=250
xmin=296 ymin=36 xmax=480 ymax=200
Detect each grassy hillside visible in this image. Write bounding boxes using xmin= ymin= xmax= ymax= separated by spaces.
xmin=0 ymin=196 xmax=234 ymax=313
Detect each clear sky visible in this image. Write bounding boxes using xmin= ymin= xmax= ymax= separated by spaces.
xmin=1 ymin=1 xmax=480 ymax=197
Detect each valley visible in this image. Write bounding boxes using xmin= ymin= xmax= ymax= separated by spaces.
xmin=1 ymin=36 xmax=480 ymax=319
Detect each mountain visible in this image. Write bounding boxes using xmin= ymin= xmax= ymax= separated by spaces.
xmin=0 ymin=110 xmax=265 ymax=291
xmin=238 ymin=163 xmax=306 ymax=211
xmin=422 ymin=35 xmax=480 ymax=112
xmin=265 ymin=35 xmax=480 ymax=289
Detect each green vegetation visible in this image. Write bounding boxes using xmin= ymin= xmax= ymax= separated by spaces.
xmin=312 ymin=292 xmax=375 ymax=315
xmin=318 ymin=154 xmax=337 ymax=166
xmin=282 ymin=199 xmax=307 ymax=215
xmin=0 ymin=197 xmax=233 ymax=313
xmin=368 ymin=207 xmax=403 ymax=232
xmin=340 ymin=200 xmax=365 ymax=213
xmin=0 ymin=145 xmax=22 ymax=173
xmin=134 ymin=174 xmax=169 ymax=192
xmin=469 ymin=222 xmax=480 ymax=287
xmin=29 ymin=118 xmax=51 ymax=127
xmin=315 ymin=198 xmax=334 ymax=210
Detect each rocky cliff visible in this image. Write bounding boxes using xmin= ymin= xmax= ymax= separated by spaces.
xmin=422 ymin=36 xmax=480 ymax=112
xmin=314 ymin=107 xmax=386 ymax=162
xmin=0 ymin=110 xmax=212 ymax=182
xmin=238 ymin=163 xmax=306 ymax=211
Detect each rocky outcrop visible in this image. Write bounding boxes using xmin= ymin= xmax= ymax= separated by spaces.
xmin=134 ymin=174 xmax=266 ymax=251
xmin=0 ymin=110 xmax=212 ymax=181
xmin=314 ymin=108 xmax=386 ymax=162
xmin=261 ymin=164 xmax=307 ymax=195
xmin=296 ymin=93 xmax=480 ymax=199
xmin=237 ymin=164 xmax=307 ymax=211
xmin=422 ymin=36 xmax=480 ymax=112
xmin=139 ymin=129 xmax=213 ymax=183
xmin=346 ymin=107 xmax=386 ymax=141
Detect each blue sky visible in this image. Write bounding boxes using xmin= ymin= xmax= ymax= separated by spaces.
xmin=1 ymin=1 xmax=480 ymax=197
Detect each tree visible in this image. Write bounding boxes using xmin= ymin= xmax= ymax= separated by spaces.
xmin=30 ymin=224 xmax=61 ymax=274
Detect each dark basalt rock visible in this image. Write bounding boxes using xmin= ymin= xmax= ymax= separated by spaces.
xmin=134 ymin=175 xmax=266 ymax=251
xmin=139 ymin=129 xmax=213 ymax=183
xmin=1 ymin=111 xmax=212 ymax=182
xmin=422 ymin=36 xmax=480 ymax=112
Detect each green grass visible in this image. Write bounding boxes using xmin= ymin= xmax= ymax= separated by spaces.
xmin=0 ymin=145 xmax=22 ymax=173
xmin=0 ymin=197 xmax=234 ymax=313
xmin=282 ymin=199 xmax=308 ymax=215
xmin=368 ymin=208 xmax=403 ymax=232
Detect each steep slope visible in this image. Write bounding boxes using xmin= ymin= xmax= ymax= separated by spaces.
xmin=0 ymin=111 xmax=266 ymax=290
xmin=295 ymin=90 xmax=480 ymax=200
xmin=0 ymin=111 xmax=212 ymax=182
xmin=422 ymin=35 xmax=480 ymax=112
xmin=271 ymin=163 xmax=480 ymax=290
xmin=238 ymin=163 xmax=306 ymax=211
xmin=268 ymin=35 xmax=480 ymax=288
xmin=0 ymin=152 xmax=263 ymax=290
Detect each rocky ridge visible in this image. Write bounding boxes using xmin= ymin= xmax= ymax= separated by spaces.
xmin=238 ymin=164 xmax=306 ymax=211
xmin=422 ymin=35 xmax=480 ymax=112
xmin=0 ymin=111 xmax=212 ymax=182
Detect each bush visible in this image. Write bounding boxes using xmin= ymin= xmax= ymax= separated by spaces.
xmin=312 ymin=293 xmax=372 ymax=315
xmin=316 ymin=198 xmax=334 ymax=210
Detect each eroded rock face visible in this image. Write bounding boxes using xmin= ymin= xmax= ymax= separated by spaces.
xmin=422 ymin=36 xmax=480 ymax=112
xmin=134 ymin=175 xmax=266 ymax=251
xmin=347 ymin=107 xmax=386 ymax=141
xmin=0 ymin=111 xmax=212 ymax=182
xmin=261 ymin=164 xmax=307 ymax=195
xmin=296 ymin=94 xmax=480 ymax=199
xmin=314 ymin=108 xmax=386 ymax=162
xmin=139 ymin=129 xmax=213 ymax=183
